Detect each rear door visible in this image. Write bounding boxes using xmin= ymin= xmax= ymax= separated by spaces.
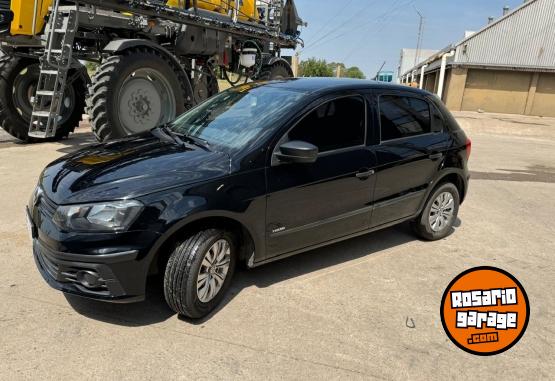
xmin=370 ymin=91 xmax=450 ymax=228
xmin=265 ymin=94 xmax=376 ymax=258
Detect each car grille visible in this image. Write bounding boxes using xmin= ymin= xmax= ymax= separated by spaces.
xmin=37 ymin=192 xmax=57 ymax=217
xmin=0 ymin=1 xmax=9 ymax=9
xmin=35 ymin=242 xmax=60 ymax=280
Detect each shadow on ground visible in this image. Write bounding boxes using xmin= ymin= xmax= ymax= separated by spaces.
xmin=65 ymin=221 xmax=461 ymax=326
xmin=0 ymin=127 xmax=97 ymax=153
xmin=470 ymin=165 xmax=555 ymax=184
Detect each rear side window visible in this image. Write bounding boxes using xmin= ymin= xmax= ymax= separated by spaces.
xmin=379 ymin=95 xmax=431 ymax=141
xmin=289 ymin=96 xmax=365 ymax=153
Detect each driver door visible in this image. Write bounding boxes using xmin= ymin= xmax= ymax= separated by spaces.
xmin=265 ymin=95 xmax=377 ymax=259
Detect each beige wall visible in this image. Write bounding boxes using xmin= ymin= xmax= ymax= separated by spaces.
xmin=443 ymin=67 xmax=467 ymax=110
xmin=530 ymin=73 xmax=555 ymax=117
xmin=461 ymin=70 xmax=532 ymax=114
xmin=423 ymin=72 xmax=437 ymax=93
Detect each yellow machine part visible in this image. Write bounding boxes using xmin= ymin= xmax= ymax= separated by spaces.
xmin=10 ymin=0 xmax=52 ymax=36
xmin=166 ymin=0 xmax=258 ymax=22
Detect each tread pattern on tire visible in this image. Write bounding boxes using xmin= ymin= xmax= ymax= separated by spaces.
xmin=164 ymin=229 xmax=221 ymax=318
xmin=258 ymin=61 xmax=292 ymax=81
xmin=88 ymin=47 xmax=194 ymax=142
xmin=0 ymin=56 xmax=86 ymax=142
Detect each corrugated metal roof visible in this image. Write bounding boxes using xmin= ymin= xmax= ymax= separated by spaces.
xmin=402 ymin=0 xmax=555 ymax=76
xmin=455 ymin=0 xmax=555 ymax=69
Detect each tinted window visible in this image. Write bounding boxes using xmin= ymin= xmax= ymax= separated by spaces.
xmin=289 ymin=96 xmax=365 ymax=152
xmin=379 ymin=95 xmax=431 ymax=141
xmin=170 ymin=84 xmax=306 ymax=150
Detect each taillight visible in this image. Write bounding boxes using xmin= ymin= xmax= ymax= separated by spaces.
xmin=465 ymin=138 xmax=472 ymax=160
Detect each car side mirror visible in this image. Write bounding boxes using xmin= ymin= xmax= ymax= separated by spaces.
xmin=275 ymin=140 xmax=319 ymax=164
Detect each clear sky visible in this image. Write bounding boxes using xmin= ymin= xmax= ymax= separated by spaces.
xmin=291 ymin=0 xmax=526 ymax=78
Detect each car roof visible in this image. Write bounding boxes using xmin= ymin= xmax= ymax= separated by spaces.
xmin=261 ymin=77 xmax=432 ymax=97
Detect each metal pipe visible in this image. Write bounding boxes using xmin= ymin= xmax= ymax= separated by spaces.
xmin=32 ymin=0 xmax=39 ymax=35
xmin=419 ymin=64 xmax=428 ymax=89
xmin=437 ymin=50 xmax=455 ymax=99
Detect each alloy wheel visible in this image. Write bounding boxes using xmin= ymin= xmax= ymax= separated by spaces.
xmin=428 ymin=191 xmax=455 ymax=232
xmin=196 ymin=239 xmax=231 ymax=303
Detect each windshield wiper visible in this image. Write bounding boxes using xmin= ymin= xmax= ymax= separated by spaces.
xmin=174 ymin=132 xmax=211 ymax=152
xmin=157 ymin=125 xmax=210 ymax=151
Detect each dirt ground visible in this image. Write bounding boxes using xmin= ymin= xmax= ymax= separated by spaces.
xmin=0 ymin=111 xmax=554 ymax=380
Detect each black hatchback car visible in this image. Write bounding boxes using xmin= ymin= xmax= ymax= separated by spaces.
xmin=27 ymin=78 xmax=470 ymax=318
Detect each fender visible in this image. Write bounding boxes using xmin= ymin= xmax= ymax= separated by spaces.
xmin=102 ymin=39 xmax=194 ymax=102
xmin=417 ymin=167 xmax=469 ymax=214
xmin=263 ymin=56 xmax=293 ymax=76
xmin=144 ymin=208 xmax=265 ymax=268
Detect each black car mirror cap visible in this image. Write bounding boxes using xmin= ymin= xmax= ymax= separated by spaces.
xmin=275 ymin=140 xmax=319 ymax=164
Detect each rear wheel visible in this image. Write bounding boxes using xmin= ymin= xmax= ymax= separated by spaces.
xmin=88 ymin=48 xmax=192 ymax=142
xmin=0 ymin=56 xmax=87 ymax=142
xmin=411 ymin=183 xmax=460 ymax=241
xmin=164 ymin=229 xmax=237 ymax=318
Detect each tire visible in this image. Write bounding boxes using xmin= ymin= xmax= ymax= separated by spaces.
xmin=88 ymin=48 xmax=192 ymax=142
xmin=411 ymin=183 xmax=460 ymax=241
xmin=0 ymin=56 xmax=87 ymax=142
xmin=164 ymin=229 xmax=237 ymax=318
xmin=258 ymin=61 xmax=292 ymax=81
xmin=192 ymin=65 xmax=219 ymax=103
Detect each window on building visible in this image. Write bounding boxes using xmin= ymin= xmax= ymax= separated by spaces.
xmin=379 ymin=95 xmax=431 ymax=141
xmin=289 ymin=96 xmax=365 ymax=152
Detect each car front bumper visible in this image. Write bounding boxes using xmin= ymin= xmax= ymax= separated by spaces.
xmin=32 ymin=238 xmax=146 ymax=303
xmin=27 ymin=204 xmax=158 ymax=304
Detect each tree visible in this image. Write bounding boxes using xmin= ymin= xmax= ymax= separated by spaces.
xmin=299 ymin=58 xmax=333 ymax=77
xmin=299 ymin=58 xmax=367 ymax=79
xmin=344 ymin=66 xmax=366 ymax=79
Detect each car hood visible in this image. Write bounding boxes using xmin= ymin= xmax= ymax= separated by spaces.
xmin=39 ymin=131 xmax=231 ymax=205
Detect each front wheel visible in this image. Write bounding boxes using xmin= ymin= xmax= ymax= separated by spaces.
xmin=411 ymin=183 xmax=460 ymax=241
xmin=164 ymin=229 xmax=237 ymax=318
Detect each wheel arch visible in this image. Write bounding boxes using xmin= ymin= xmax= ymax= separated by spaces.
xmin=147 ymin=214 xmax=258 ymax=276
xmin=431 ymin=169 xmax=468 ymax=204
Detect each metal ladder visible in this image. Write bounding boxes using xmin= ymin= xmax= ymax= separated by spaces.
xmin=28 ymin=1 xmax=79 ymax=139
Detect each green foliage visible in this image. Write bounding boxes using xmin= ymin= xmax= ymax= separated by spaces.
xmin=344 ymin=66 xmax=365 ymax=79
xmin=300 ymin=58 xmax=366 ymax=79
xmin=299 ymin=58 xmax=334 ymax=77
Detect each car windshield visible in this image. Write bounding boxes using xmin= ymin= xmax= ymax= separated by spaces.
xmin=169 ymin=83 xmax=306 ymax=151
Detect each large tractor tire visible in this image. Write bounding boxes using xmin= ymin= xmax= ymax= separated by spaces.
xmin=0 ymin=56 xmax=87 ymax=142
xmin=88 ymin=48 xmax=192 ymax=142
xmin=193 ymin=65 xmax=219 ymax=103
xmin=259 ymin=61 xmax=292 ymax=81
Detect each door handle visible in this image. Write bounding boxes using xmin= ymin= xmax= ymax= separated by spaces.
xmin=429 ymin=153 xmax=444 ymax=160
xmin=356 ymin=169 xmax=375 ymax=179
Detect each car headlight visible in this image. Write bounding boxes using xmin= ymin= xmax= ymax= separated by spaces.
xmin=53 ymin=200 xmax=143 ymax=232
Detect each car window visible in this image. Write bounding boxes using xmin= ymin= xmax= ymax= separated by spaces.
xmin=288 ymin=96 xmax=365 ymax=153
xmin=169 ymin=84 xmax=307 ymax=151
xmin=379 ymin=95 xmax=431 ymax=141
xmin=430 ymin=103 xmax=446 ymax=133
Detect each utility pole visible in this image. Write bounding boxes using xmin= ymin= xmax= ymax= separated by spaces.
xmin=336 ymin=64 xmax=342 ymax=78
xmin=292 ymin=51 xmax=300 ymax=77
xmin=414 ymin=7 xmax=425 ymax=67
